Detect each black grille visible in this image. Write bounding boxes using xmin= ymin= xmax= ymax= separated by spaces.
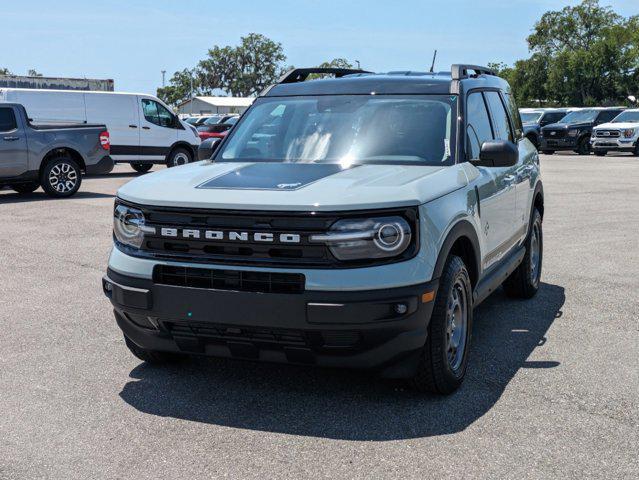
xmin=543 ymin=129 xmax=566 ymax=138
xmin=154 ymin=265 xmax=305 ymax=294
xmin=164 ymin=321 xmax=362 ymax=349
xmin=119 ymin=203 xmax=419 ymax=268
xmin=595 ymin=130 xmax=621 ymax=138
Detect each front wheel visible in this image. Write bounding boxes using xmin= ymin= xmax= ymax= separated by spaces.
xmin=541 ymin=150 xmax=555 ymax=155
xmin=131 ymin=163 xmax=153 ymax=173
xmin=633 ymin=143 xmax=639 ymax=157
xmin=503 ymin=209 xmax=543 ymax=299
xmin=576 ymin=137 xmax=591 ymax=155
xmin=594 ymin=149 xmax=607 ymax=157
xmin=166 ymin=148 xmax=192 ymax=168
xmin=40 ymin=157 xmax=82 ymax=198
xmin=411 ymin=255 xmax=473 ymax=394
xmin=11 ymin=182 xmax=40 ymax=194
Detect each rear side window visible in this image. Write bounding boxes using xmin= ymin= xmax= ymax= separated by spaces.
xmin=502 ymin=92 xmax=523 ymax=139
xmin=542 ymin=112 xmax=566 ymax=125
xmin=596 ymin=110 xmax=621 ymax=124
xmin=485 ymin=91 xmax=513 ymax=142
xmin=142 ymin=99 xmax=175 ymax=128
xmin=0 ymin=107 xmax=17 ymax=132
xmin=466 ymin=92 xmax=494 ymax=160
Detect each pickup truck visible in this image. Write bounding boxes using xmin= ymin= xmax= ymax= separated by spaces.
xmin=590 ymin=108 xmax=639 ymax=156
xmin=103 ymin=66 xmax=543 ymax=394
xmin=0 ymin=103 xmax=113 ymax=197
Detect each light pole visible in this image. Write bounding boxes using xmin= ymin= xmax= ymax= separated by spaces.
xmin=355 ymin=60 xmax=361 ymax=69
xmin=161 ymin=70 xmax=166 ymax=87
xmin=189 ymin=69 xmax=194 ymax=116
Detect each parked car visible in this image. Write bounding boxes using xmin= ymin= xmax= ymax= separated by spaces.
xmin=103 ymin=65 xmax=544 ymax=395
xmin=0 ymin=88 xmax=200 ymax=172
xmin=184 ymin=117 xmax=201 ymax=125
xmin=0 ymin=103 xmax=112 ymax=197
xmin=539 ymin=107 xmax=625 ymax=155
xmin=520 ymin=108 xmax=571 ymax=149
xmin=196 ymin=116 xmax=239 ymax=141
xmin=590 ymin=109 xmax=639 ymax=156
xmin=193 ymin=115 xmax=216 ymax=125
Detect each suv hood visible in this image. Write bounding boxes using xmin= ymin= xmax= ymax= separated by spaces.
xmin=117 ymin=161 xmax=470 ymax=211
xmin=593 ymin=122 xmax=638 ymax=130
xmin=542 ymin=121 xmax=592 ymax=131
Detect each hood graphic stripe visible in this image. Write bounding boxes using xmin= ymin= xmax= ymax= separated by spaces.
xmin=196 ymin=163 xmax=352 ymax=191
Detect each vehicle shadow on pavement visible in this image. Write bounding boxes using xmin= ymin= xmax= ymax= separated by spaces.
xmin=119 ymin=282 xmax=565 ymax=440
xmin=0 ymin=191 xmax=114 ymax=203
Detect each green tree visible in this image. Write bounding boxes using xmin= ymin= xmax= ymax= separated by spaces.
xmin=198 ymin=33 xmax=286 ymax=97
xmin=0 ymin=68 xmax=12 ymax=75
xmin=306 ymin=58 xmax=356 ymax=80
xmin=157 ymin=69 xmax=198 ymax=107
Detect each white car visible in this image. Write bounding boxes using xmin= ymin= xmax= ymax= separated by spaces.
xmin=591 ymin=109 xmax=639 ymax=156
xmin=0 ymin=88 xmax=200 ymax=172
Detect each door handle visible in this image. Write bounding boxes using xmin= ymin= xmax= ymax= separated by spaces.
xmin=504 ymin=174 xmax=516 ymax=183
xmin=129 ymin=125 xmax=138 ymax=128
xmin=142 ymin=126 xmax=150 ymax=130
xmin=3 ymin=136 xmax=19 ymax=141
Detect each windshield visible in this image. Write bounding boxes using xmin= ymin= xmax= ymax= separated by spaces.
xmin=521 ymin=112 xmax=542 ymax=124
xmin=217 ymin=95 xmax=456 ymax=166
xmin=611 ymin=110 xmax=639 ymax=123
xmin=204 ymin=115 xmax=225 ymax=125
xmin=560 ymin=110 xmax=598 ymax=124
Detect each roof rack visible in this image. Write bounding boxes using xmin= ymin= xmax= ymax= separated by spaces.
xmin=451 ymin=64 xmax=496 ymax=80
xmin=278 ymin=68 xmax=371 ymax=84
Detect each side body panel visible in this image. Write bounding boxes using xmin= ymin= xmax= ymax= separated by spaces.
xmin=0 ymin=105 xmax=29 ymax=176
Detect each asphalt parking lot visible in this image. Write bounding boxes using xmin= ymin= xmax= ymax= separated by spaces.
xmin=1 ymin=154 xmax=637 ymax=479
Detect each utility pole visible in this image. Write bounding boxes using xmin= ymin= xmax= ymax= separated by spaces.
xmin=429 ymin=50 xmax=437 ymax=73
xmin=189 ymin=70 xmax=194 ymax=115
xmin=355 ymin=60 xmax=361 ymax=69
xmin=161 ymin=70 xmax=166 ymax=87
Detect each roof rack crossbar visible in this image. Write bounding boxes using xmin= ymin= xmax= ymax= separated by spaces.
xmin=278 ymin=68 xmax=371 ymax=84
xmin=451 ymin=64 xmax=496 ymax=80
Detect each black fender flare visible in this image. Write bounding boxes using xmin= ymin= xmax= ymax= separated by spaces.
xmin=166 ymin=141 xmax=196 ymax=161
xmin=432 ymin=220 xmax=481 ymax=284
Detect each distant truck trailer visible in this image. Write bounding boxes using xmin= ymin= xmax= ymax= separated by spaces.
xmin=0 ymin=75 xmax=114 ymax=92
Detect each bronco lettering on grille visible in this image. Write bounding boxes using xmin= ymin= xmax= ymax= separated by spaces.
xmin=159 ymin=227 xmax=301 ymax=244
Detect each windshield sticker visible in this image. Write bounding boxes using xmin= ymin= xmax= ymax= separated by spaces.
xmin=444 ymin=139 xmax=450 ymax=158
xmin=197 ymin=163 xmax=354 ymax=191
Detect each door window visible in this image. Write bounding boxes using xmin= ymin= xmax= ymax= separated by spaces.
xmin=485 ymin=91 xmax=513 ymax=142
xmin=0 ymin=108 xmax=17 ymax=132
xmin=502 ymin=93 xmax=523 ymax=138
xmin=466 ymin=92 xmax=494 ymax=160
xmin=142 ymin=99 xmax=175 ymax=128
xmin=595 ymin=110 xmax=620 ymax=125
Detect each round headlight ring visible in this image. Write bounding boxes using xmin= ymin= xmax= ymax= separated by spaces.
xmin=374 ymin=222 xmax=406 ymax=251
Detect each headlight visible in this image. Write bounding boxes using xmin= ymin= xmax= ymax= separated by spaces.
xmin=113 ymin=202 xmax=154 ymax=249
xmin=623 ymin=128 xmax=635 ymax=138
xmin=310 ymin=216 xmax=412 ymax=261
xmin=567 ymin=129 xmax=580 ymax=137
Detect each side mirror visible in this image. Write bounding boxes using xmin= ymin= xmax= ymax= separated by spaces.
xmin=474 ymin=140 xmax=518 ymax=167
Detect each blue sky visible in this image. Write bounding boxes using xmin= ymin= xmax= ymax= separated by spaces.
xmin=1 ymin=0 xmax=636 ymax=95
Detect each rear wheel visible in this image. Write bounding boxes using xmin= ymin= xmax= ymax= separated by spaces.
xmin=503 ymin=209 xmax=543 ymax=299
xmin=166 ymin=147 xmax=192 ymax=168
xmin=594 ymin=149 xmax=607 ymax=156
xmin=124 ymin=336 xmax=187 ymax=364
xmin=11 ymin=182 xmax=39 ymax=194
xmin=411 ymin=255 xmax=473 ymax=394
xmin=576 ymin=137 xmax=591 ymax=155
xmin=40 ymin=156 xmax=82 ymax=198
xmin=131 ymin=163 xmax=153 ymax=173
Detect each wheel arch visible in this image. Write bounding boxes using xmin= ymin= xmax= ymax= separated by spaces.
xmin=39 ymin=147 xmax=86 ymax=175
xmin=432 ymin=220 xmax=481 ymax=289
xmin=166 ymin=141 xmax=196 ymax=162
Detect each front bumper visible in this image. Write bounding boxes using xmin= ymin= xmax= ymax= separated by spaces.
xmin=590 ymin=137 xmax=637 ymax=151
xmin=103 ymin=268 xmax=437 ymax=378
xmin=85 ymin=155 xmax=115 ymax=175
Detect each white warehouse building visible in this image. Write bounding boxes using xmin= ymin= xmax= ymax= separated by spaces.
xmin=177 ymin=96 xmax=254 ymax=115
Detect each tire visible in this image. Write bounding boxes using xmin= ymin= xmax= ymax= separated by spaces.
xmin=633 ymin=143 xmax=639 ymax=157
xmin=541 ymin=150 xmax=555 ymax=155
xmin=576 ymin=137 xmax=591 ymax=155
xmin=503 ymin=209 xmax=543 ymax=299
xmin=131 ymin=163 xmax=153 ymax=173
xmin=40 ymin=156 xmax=82 ymax=198
xmin=166 ymin=147 xmax=192 ymax=168
xmin=11 ymin=182 xmax=39 ymax=194
xmin=124 ymin=336 xmax=187 ymax=364
xmin=411 ymin=255 xmax=473 ymax=394
xmin=594 ymin=149 xmax=607 ymax=157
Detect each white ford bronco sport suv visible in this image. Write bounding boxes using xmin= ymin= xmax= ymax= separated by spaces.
xmin=103 ymin=65 xmax=544 ymax=394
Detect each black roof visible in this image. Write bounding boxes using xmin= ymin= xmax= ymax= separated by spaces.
xmin=262 ymin=69 xmax=510 ymax=97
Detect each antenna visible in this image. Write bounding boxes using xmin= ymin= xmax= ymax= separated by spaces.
xmin=429 ymin=50 xmax=437 ymax=73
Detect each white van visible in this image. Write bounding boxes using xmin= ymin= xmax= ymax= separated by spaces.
xmin=0 ymin=88 xmax=200 ymax=172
